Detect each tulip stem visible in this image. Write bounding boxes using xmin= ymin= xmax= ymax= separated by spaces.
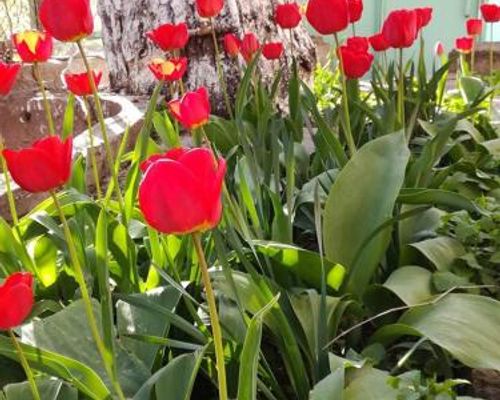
xmin=82 ymin=96 xmax=102 ymax=200
xmin=0 ymin=138 xmax=19 ymax=227
xmin=209 ymin=18 xmax=233 ymax=119
xmin=471 ymin=36 xmax=475 ymax=75
xmin=33 ymin=62 xmax=55 ymax=136
xmin=8 ymin=330 xmax=41 ymax=400
xmin=490 ymin=27 xmax=494 ymax=79
xmin=333 ymin=33 xmax=356 ymax=156
xmin=76 ymin=41 xmax=125 ymax=214
xmin=50 ymin=191 xmax=126 ymax=400
xmin=192 ymin=232 xmax=228 ymax=400
xmin=398 ymin=48 xmax=406 ymax=134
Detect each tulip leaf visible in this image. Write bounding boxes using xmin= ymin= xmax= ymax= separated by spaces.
xmin=4 ymin=377 xmax=77 ymax=400
xmin=237 ymin=295 xmax=279 ymax=400
xmin=62 ymin=93 xmax=75 ymax=139
xmin=371 ymin=294 xmax=500 ymax=371
xmin=21 ymin=300 xmax=150 ymax=397
xmin=410 ymin=236 xmax=466 ymax=271
xmin=383 ymin=266 xmax=433 ymax=306
xmin=323 ymin=131 xmax=410 ymax=297
xmin=117 ymin=286 xmax=182 ymax=370
xmin=0 ymin=336 xmax=110 ymax=399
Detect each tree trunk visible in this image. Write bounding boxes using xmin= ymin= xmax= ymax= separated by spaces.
xmin=97 ymin=0 xmax=316 ymax=111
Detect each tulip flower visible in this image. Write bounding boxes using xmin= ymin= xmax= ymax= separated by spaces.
xmin=416 ymin=7 xmax=433 ymax=30
xmin=3 ymin=136 xmax=73 ymax=193
xmin=223 ymin=33 xmax=241 ymax=57
xmin=348 ymin=0 xmax=363 ymax=24
xmin=39 ymin=0 xmax=93 ymax=42
xmin=306 ymin=0 xmax=349 ymax=35
xmin=0 ymin=62 xmax=21 ymax=95
xmin=466 ymin=18 xmax=483 ymax=36
xmin=148 ymin=58 xmax=188 ymax=81
xmin=64 ymin=70 xmax=102 ymax=96
xmin=146 ymin=23 xmax=190 ymax=52
xmin=382 ymin=9 xmax=418 ymax=49
xmin=0 ymin=273 xmax=34 ymax=331
xmin=12 ymin=31 xmax=53 ymax=63
xmin=369 ymin=33 xmax=390 ymax=52
xmin=196 ymin=0 xmax=224 ymax=18
xmin=139 ymin=147 xmax=226 ymax=235
xmin=240 ymin=33 xmax=260 ymax=63
xmin=263 ymin=42 xmax=284 ymax=60
xmin=338 ymin=43 xmax=373 ymax=79
xmin=168 ymin=87 xmax=211 ymax=130
xmin=455 ymin=36 xmax=474 ymax=54
xmin=346 ymin=36 xmax=369 ymax=52
xmin=435 ymin=42 xmax=445 ymax=57
xmin=275 ymin=3 xmax=302 ymax=29
xmin=481 ymin=4 xmax=500 ymax=23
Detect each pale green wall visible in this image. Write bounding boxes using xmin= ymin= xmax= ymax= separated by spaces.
xmin=304 ymin=0 xmax=500 ymax=68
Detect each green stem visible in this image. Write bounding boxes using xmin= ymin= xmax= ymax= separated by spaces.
xmin=192 ymin=232 xmax=227 ymax=400
xmin=82 ymin=96 xmax=102 ymax=200
xmin=76 ymin=41 xmax=125 ymax=213
xmin=209 ymin=18 xmax=233 ymax=118
xmin=50 ymin=191 xmax=126 ymax=400
xmin=9 ymin=330 xmax=40 ymax=400
xmin=0 ymin=138 xmax=18 ymax=226
xmin=471 ymin=36 xmax=476 ymax=75
xmin=490 ymin=26 xmax=494 ymax=78
xmin=398 ymin=48 xmax=406 ymax=134
xmin=33 ymin=62 xmax=55 ymax=136
xmin=333 ymin=33 xmax=356 ymax=156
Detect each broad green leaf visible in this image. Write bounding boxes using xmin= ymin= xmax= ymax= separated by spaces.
xmin=410 ymin=237 xmax=466 ymax=271
xmin=153 ymin=350 xmax=206 ymax=400
xmin=253 ymin=241 xmax=345 ymax=291
xmin=324 ymin=131 xmax=410 ymax=296
xmin=310 ymin=368 xmax=344 ymax=400
xmin=0 ymin=336 xmax=110 ymax=399
xmin=21 ymin=300 xmax=150 ymax=397
xmin=237 ymin=296 xmax=279 ymax=400
xmin=372 ymin=294 xmax=500 ymax=370
xmin=344 ymin=367 xmax=397 ymax=400
xmin=4 ymin=378 xmax=77 ymax=400
xmin=460 ymin=76 xmax=485 ymax=104
xmin=398 ymin=188 xmax=480 ymax=214
xmin=117 ymin=286 xmax=181 ymax=369
xmin=383 ymin=266 xmax=433 ymax=306
xmin=0 ymin=217 xmax=36 ymax=275
xmin=31 ymin=236 xmax=58 ymax=288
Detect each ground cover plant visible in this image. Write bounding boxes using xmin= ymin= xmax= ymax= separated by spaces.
xmin=0 ymin=0 xmax=499 ymax=399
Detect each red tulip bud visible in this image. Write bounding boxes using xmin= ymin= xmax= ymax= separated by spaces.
xmin=146 ymin=23 xmax=189 ymax=52
xmin=263 ymin=42 xmax=284 ymax=60
xmin=466 ymin=18 xmax=483 ymax=36
xmin=275 ymin=3 xmax=302 ymax=29
xmin=64 ymin=70 xmax=102 ymax=96
xmin=306 ymin=0 xmax=349 ymax=35
xmin=0 ymin=62 xmax=21 ymax=95
xmin=168 ymin=87 xmax=211 ymax=130
xmin=0 ymin=273 xmax=34 ymax=331
xmin=12 ymin=31 xmax=53 ymax=63
xmin=223 ymin=33 xmax=241 ymax=57
xmin=382 ymin=9 xmax=418 ymax=49
xmin=148 ymin=58 xmax=188 ymax=82
xmin=196 ymin=0 xmax=224 ymax=18
xmin=480 ymin=4 xmax=500 ymax=23
xmin=455 ymin=36 xmax=474 ymax=54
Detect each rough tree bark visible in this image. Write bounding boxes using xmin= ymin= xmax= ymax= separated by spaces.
xmin=98 ymin=0 xmax=316 ymax=110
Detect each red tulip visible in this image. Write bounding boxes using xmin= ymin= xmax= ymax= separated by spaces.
xmin=263 ymin=42 xmax=284 ymax=60
xmin=168 ymin=87 xmax=211 ymax=130
xmin=3 ymin=136 xmax=73 ymax=193
xmin=39 ymin=0 xmax=93 ymax=42
xmin=64 ymin=70 xmax=102 ymax=96
xmin=382 ymin=9 xmax=418 ymax=49
xmin=240 ymin=33 xmax=260 ymax=63
xmin=146 ymin=23 xmax=189 ymax=52
xmin=415 ymin=7 xmax=433 ymax=30
xmin=224 ymin=33 xmax=241 ymax=57
xmin=196 ymin=0 xmax=224 ymax=18
xmin=348 ymin=0 xmax=363 ymax=23
xmin=346 ymin=36 xmax=369 ymax=52
xmin=306 ymin=0 xmax=349 ymax=35
xmin=12 ymin=31 xmax=53 ymax=63
xmin=148 ymin=58 xmax=188 ymax=81
xmin=369 ymin=33 xmax=390 ymax=52
xmin=139 ymin=147 xmax=226 ymax=235
xmin=0 ymin=62 xmax=21 ymax=95
xmin=338 ymin=43 xmax=373 ymax=79
xmin=481 ymin=4 xmax=500 ymax=23
xmin=455 ymin=36 xmax=474 ymax=54
xmin=275 ymin=3 xmax=302 ymax=29
xmin=0 ymin=273 xmax=34 ymax=331
xmin=435 ymin=41 xmax=445 ymax=57
xmin=466 ymin=18 xmax=483 ymax=36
